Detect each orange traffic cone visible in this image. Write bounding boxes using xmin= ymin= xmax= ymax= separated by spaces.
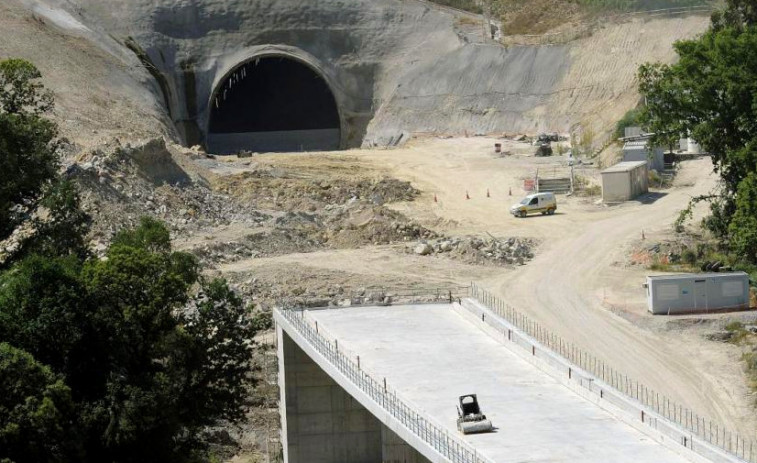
xmin=466 ymin=191 xmax=470 ymax=200
xmin=486 ymin=189 xmax=490 ymax=198
xmin=509 ymin=187 xmax=512 ymax=196
xmin=434 ymin=194 xmax=438 ymax=203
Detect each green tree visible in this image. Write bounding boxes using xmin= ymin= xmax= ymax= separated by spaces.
xmin=16 ymin=180 xmax=92 ymax=262
xmin=0 ymin=343 xmax=80 ymax=463
xmin=0 ymin=59 xmax=60 ymax=242
xmin=0 ymin=58 xmax=257 ymax=462
xmin=177 ymin=279 xmax=257 ymax=427
xmin=614 ymin=107 xmax=643 ymax=140
xmin=729 ymin=172 xmax=757 ymax=261
xmin=638 ymin=2 xmax=757 ymax=261
xmin=0 ymin=219 xmax=256 ymax=462
xmin=0 ymin=255 xmax=92 ymax=387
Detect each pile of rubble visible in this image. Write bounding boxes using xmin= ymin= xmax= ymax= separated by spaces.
xmin=216 ymin=171 xmax=419 ymax=212
xmin=409 ymin=236 xmax=536 ymax=266
xmin=227 ymin=273 xmax=454 ymax=311
xmin=193 ymin=204 xmax=437 ymax=266
xmin=67 ymin=138 xmax=268 ymax=245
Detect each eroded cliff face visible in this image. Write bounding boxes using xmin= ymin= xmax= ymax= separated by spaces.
xmin=10 ymin=0 xmax=709 ymax=152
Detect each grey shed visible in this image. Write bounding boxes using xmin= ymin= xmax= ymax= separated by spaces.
xmin=646 ymin=272 xmax=750 ymax=315
xmin=601 ymin=161 xmax=648 ymax=203
xmin=623 ymin=139 xmax=665 ymax=172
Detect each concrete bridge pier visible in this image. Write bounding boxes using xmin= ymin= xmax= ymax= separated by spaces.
xmin=278 ymin=327 xmax=430 ymax=463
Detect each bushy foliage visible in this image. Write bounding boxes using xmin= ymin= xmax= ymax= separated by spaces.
xmin=638 ymin=1 xmax=757 ymax=262
xmin=0 ymin=219 xmax=257 ymax=463
xmin=0 ymin=59 xmax=258 ymax=463
xmin=614 ymin=107 xmax=643 ymax=139
xmin=0 ymin=59 xmax=61 ymax=242
xmin=0 ymin=343 xmax=81 ymax=463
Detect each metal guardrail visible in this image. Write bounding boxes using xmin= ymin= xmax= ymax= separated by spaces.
xmin=279 ymin=305 xmax=494 ymax=463
xmin=470 ymin=283 xmax=756 ymax=462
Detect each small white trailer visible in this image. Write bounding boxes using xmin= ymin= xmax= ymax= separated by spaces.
xmin=645 ymin=272 xmax=750 ymax=315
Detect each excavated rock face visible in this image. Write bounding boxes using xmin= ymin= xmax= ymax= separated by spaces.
xmin=29 ymin=0 xmax=466 ymax=151
xmin=16 ymin=0 xmax=708 ymax=153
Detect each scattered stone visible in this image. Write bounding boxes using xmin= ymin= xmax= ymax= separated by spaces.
xmin=406 ymin=235 xmax=536 ymax=266
xmin=414 ymin=243 xmax=433 ymax=255
xmin=706 ymin=331 xmax=734 ymax=342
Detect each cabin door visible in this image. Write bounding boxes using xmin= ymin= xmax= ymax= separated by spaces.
xmin=694 ymin=280 xmax=707 ymax=310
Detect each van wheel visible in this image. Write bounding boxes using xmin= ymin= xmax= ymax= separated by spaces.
xmin=519 ymin=211 xmax=527 ymax=218
xmin=548 ymin=209 xmax=555 ymax=215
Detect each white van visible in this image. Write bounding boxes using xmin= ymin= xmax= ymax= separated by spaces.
xmin=510 ymin=192 xmax=557 ymax=218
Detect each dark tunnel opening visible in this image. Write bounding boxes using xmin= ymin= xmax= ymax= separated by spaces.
xmin=207 ymin=56 xmax=341 ymax=154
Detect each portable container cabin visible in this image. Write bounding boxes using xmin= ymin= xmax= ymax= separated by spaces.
xmin=646 ymin=272 xmax=750 ymax=315
xmin=601 ymin=161 xmax=648 ymax=203
xmin=622 ymin=139 xmax=665 ymax=172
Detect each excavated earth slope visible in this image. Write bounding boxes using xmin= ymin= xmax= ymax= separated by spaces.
xmin=6 ymin=0 xmax=709 ymax=151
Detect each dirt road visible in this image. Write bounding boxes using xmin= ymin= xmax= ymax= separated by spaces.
xmin=381 ymin=140 xmax=755 ymax=436
xmin=214 ymin=137 xmax=754 ymax=437
xmin=368 ymin=139 xmax=755 ymax=435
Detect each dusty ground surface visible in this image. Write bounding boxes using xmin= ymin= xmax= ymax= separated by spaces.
xmin=197 ymin=136 xmax=757 ymax=449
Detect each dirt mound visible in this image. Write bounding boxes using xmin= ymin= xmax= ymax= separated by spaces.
xmin=408 ymin=235 xmax=536 ymax=266
xmin=191 ymin=203 xmax=436 ymax=266
xmin=218 ymin=172 xmax=419 ymax=212
xmin=324 ymin=204 xmax=437 ymax=248
xmin=68 ymin=138 xmax=268 ymax=246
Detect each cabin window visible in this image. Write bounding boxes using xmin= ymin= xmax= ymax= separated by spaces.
xmin=722 ymin=281 xmax=744 ymax=297
xmin=657 ymin=284 xmax=679 ymax=301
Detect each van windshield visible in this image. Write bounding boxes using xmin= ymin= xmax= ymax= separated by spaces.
xmin=520 ymin=198 xmax=531 ymax=205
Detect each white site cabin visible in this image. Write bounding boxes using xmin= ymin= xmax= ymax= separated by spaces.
xmin=645 ymin=272 xmax=750 ymax=315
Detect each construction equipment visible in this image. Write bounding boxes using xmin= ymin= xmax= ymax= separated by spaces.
xmin=535 ymin=143 xmax=553 ymax=157
xmin=456 ymin=394 xmax=493 ymax=434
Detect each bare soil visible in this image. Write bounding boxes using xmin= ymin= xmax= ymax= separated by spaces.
xmin=60 ymin=133 xmax=757 ymax=459
xmin=211 ymin=136 xmax=757 ymax=444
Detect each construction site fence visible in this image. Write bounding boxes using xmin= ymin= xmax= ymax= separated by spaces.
xmin=470 ymin=283 xmax=756 ymax=462
xmin=279 ymin=306 xmax=494 ymax=463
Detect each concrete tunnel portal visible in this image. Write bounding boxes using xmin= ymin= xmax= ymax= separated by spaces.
xmin=207 ymin=56 xmax=342 ymax=154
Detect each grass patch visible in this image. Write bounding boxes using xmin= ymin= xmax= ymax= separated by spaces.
xmin=576 ymin=0 xmax=710 ymax=11
xmin=427 ymin=0 xmax=482 ymax=13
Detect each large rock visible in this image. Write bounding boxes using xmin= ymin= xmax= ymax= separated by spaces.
xmin=414 ymin=243 xmax=433 ymax=256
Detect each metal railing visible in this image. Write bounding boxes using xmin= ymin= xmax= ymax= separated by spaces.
xmin=279 ymin=306 xmax=494 ymax=463
xmin=470 ymin=283 xmax=756 ymax=462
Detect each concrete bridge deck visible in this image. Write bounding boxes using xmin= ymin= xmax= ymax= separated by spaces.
xmin=305 ymin=304 xmax=691 ymax=463
xmin=276 ymin=302 xmax=711 ymax=463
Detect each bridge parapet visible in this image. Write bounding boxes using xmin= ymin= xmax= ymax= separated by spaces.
xmin=276 ymin=306 xmax=494 ymax=463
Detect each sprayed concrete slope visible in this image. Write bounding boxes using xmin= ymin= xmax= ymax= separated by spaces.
xmin=9 ymin=0 xmax=708 ymax=150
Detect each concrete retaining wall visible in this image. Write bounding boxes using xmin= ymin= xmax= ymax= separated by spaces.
xmin=275 ymin=313 xmax=462 ymax=463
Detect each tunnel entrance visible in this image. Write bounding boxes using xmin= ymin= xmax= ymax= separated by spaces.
xmin=207 ymin=56 xmax=341 ymax=154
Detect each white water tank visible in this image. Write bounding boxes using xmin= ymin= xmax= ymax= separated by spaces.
xmin=687 ymin=138 xmax=702 ymax=154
